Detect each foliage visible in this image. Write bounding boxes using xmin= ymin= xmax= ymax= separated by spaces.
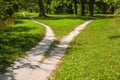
xmin=1 ymin=0 xmax=120 ymax=18
xmin=17 ymin=0 xmax=38 ymax=11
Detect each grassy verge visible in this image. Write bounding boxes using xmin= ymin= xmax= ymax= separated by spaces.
xmin=0 ymin=13 xmax=45 ymax=73
xmin=51 ymin=17 xmax=120 ymax=80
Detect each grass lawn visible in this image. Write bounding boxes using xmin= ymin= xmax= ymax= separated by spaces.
xmin=22 ymin=12 xmax=89 ymax=40
xmin=0 ymin=13 xmax=45 ymax=73
xmin=37 ymin=15 xmax=88 ymax=40
xmin=51 ymin=17 xmax=120 ymax=80
xmin=0 ymin=18 xmax=14 ymax=30
xmin=21 ymin=12 xmax=88 ymax=47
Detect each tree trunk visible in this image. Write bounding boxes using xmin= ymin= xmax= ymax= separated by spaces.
xmin=38 ymin=0 xmax=46 ymax=17
xmin=111 ymin=6 xmax=115 ymax=14
xmin=74 ymin=0 xmax=77 ymax=14
xmin=103 ymin=3 xmax=107 ymax=14
xmin=81 ymin=0 xmax=85 ymax=16
xmin=89 ymin=0 xmax=94 ymax=16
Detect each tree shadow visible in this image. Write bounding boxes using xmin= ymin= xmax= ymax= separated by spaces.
xmin=4 ymin=26 xmax=37 ymax=33
xmin=109 ymin=35 xmax=120 ymax=39
xmin=30 ymin=14 xmax=114 ymax=21
xmin=0 ymin=56 xmax=42 ymax=80
xmin=93 ymin=15 xmax=114 ymax=20
xmin=15 ymin=20 xmax=24 ymax=24
xmin=15 ymin=12 xmax=114 ymax=21
xmin=15 ymin=14 xmax=30 ymax=20
xmin=0 ymin=34 xmax=54 ymax=80
xmin=0 ymin=25 xmax=44 ymax=75
xmin=36 ymin=15 xmax=90 ymax=20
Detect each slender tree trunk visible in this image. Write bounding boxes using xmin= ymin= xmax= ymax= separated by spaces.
xmin=74 ymin=0 xmax=77 ymax=14
xmin=103 ymin=3 xmax=107 ymax=14
xmin=111 ymin=6 xmax=115 ymax=14
xmin=81 ymin=0 xmax=85 ymax=16
xmin=38 ymin=0 xmax=46 ymax=17
xmin=89 ymin=0 xmax=94 ymax=16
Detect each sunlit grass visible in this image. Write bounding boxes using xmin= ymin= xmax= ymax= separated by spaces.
xmin=51 ymin=18 xmax=120 ymax=80
xmin=37 ymin=15 xmax=88 ymax=40
xmin=21 ymin=12 xmax=88 ymax=40
xmin=23 ymin=11 xmax=39 ymax=17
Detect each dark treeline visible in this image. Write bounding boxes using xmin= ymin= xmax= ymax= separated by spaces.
xmin=0 ymin=0 xmax=120 ymax=19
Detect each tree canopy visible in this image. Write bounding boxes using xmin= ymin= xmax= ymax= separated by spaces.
xmin=0 ymin=0 xmax=120 ymax=18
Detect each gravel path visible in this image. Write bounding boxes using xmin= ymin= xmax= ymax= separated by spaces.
xmin=0 ymin=13 xmax=93 ymax=80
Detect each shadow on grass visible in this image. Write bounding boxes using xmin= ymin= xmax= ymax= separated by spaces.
xmin=15 ymin=20 xmax=24 ymax=24
xmin=15 ymin=12 xmax=115 ymax=22
xmin=15 ymin=14 xmax=30 ymax=20
xmin=37 ymin=15 xmax=90 ymax=20
xmin=0 ymin=26 xmax=44 ymax=74
xmin=93 ymin=15 xmax=114 ymax=20
xmin=29 ymin=14 xmax=114 ymax=21
xmin=3 ymin=26 xmax=37 ymax=33
xmin=109 ymin=35 xmax=120 ymax=39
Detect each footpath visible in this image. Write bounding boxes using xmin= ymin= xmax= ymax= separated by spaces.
xmin=0 ymin=14 xmax=93 ymax=80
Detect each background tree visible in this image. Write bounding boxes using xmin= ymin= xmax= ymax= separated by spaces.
xmin=89 ymin=0 xmax=95 ymax=16
xmin=0 ymin=0 xmax=18 ymax=19
xmin=38 ymin=0 xmax=46 ymax=17
xmin=74 ymin=0 xmax=78 ymax=14
xmin=1 ymin=0 xmax=120 ymax=18
xmin=80 ymin=0 xmax=86 ymax=16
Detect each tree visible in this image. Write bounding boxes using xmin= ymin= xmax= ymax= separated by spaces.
xmin=17 ymin=0 xmax=38 ymax=12
xmin=81 ymin=0 xmax=85 ymax=16
xmin=103 ymin=0 xmax=120 ymax=13
xmin=44 ymin=0 xmax=52 ymax=13
xmin=89 ymin=0 xmax=95 ymax=16
xmin=49 ymin=0 xmax=73 ymax=14
xmin=74 ymin=0 xmax=77 ymax=14
xmin=38 ymin=0 xmax=46 ymax=17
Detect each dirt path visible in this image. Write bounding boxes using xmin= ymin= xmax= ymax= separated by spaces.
xmin=0 ymin=13 xmax=93 ymax=80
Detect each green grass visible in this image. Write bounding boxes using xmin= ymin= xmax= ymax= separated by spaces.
xmin=21 ymin=12 xmax=89 ymax=40
xmin=51 ymin=17 xmax=120 ymax=80
xmin=0 ymin=18 xmax=14 ymax=30
xmin=23 ymin=11 xmax=39 ymax=17
xmin=37 ymin=15 xmax=88 ymax=40
xmin=0 ymin=13 xmax=45 ymax=73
